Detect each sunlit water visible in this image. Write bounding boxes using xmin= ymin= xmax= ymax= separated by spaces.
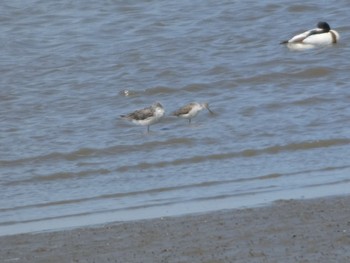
xmin=1 ymin=0 xmax=350 ymax=236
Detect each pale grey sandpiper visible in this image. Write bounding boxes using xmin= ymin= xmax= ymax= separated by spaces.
xmin=173 ymin=102 xmax=213 ymax=124
xmin=121 ymin=102 xmax=165 ymax=132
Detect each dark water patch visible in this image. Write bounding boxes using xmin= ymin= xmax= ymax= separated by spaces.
xmin=192 ymin=188 xmax=277 ymax=202
xmin=183 ymin=83 xmax=212 ymax=92
xmin=292 ymin=67 xmax=333 ymax=79
xmin=238 ymin=72 xmax=289 ymax=84
xmin=262 ymin=95 xmax=337 ymax=111
xmin=238 ymin=66 xmax=333 ymax=85
xmin=154 ymin=69 xmax=180 ymax=79
xmin=259 ymin=173 xmax=283 ymax=180
xmin=258 ymin=165 xmax=350 ymax=181
xmin=205 ymin=65 xmax=232 ymax=75
xmin=145 ymin=86 xmax=178 ymax=95
xmin=6 ymin=168 xmax=111 ymax=185
xmin=260 ymin=139 xmax=350 ymax=153
xmin=291 ymin=96 xmax=336 ymax=106
xmin=305 ymin=178 xmax=350 ymax=188
xmin=287 ymin=4 xmax=319 ymax=13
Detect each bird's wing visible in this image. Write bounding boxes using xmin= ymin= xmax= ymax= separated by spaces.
xmin=287 ymin=29 xmax=316 ymax=43
xmin=173 ymin=104 xmax=193 ymax=116
xmin=128 ymin=107 xmax=154 ymax=120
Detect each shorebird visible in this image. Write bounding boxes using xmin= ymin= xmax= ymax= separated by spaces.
xmin=121 ymin=102 xmax=165 ymax=132
xmin=280 ymin=21 xmax=339 ymax=48
xmin=173 ymin=102 xmax=213 ymax=124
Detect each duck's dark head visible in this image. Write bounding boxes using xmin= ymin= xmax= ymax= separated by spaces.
xmin=317 ymin=21 xmax=331 ymax=32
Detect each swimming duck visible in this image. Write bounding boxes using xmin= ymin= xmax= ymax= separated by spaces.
xmin=281 ymin=22 xmax=339 ymax=48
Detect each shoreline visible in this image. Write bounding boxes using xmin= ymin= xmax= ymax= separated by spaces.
xmin=2 ymin=195 xmax=350 ymax=262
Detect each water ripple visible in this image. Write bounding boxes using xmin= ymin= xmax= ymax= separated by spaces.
xmin=117 ymin=138 xmax=350 ymax=172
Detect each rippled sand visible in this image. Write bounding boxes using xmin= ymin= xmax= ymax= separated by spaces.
xmin=2 ymin=195 xmax=350 ymax=263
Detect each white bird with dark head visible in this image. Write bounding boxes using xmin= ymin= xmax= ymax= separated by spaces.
xmin=281 ymin=22 xmax=339 ymax=49
xmin=121 ymin=102 xmax=165 ymax=132
xmin=173 ymin=102 xmax=214 ymax=124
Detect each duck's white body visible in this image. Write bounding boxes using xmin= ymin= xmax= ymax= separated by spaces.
xmin=282 ymin=22 xmax=339 ymax=49
xmin=288 ymin=30 xmax=339 ymax=45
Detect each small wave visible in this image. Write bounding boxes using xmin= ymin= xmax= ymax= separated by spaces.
xmin=5 ymin=164 xmax=350 ymax=214
xmin=183 ymin=83 xmax=211 ymax=92
xmin=117 ymin=138 xmax=350 ymax=172
xmin=8 ymin=138 xmax=347 ymax=184
xmin=0 ymin=180 xmax=235 ymax=213
xmin=291 ymin=96 xmax=335 ymax=106
xmin=0 ymin=138 xmax=192 ymax=167
xmin=292 ymin=67 xmax=333 ymax=79
xmin=237 ymin=66 xmax=332 ymax=85
xmin=4 ymin=168 xmax=112 ymax=185
xmin=264 ymin=95 xmax=336 ymax=111
xmin=2 ymin=164 xmax=350 ymax=228
xmin=205 ymin=65 xmax=231 ymax=75
xmin=266 ymin=138 xmax=350 ymax=152
xmin=238 ymin=72 xmax=288 ymax=84
xmin=258 ymin=173 xmax=282 ymax=180
xmin=145 ymin=85 xmax=178 ymax=95
xmin=258 ymin=165 xmax=350 ymax=181
xmin=287 ymin=4 xmax=319 ymax=13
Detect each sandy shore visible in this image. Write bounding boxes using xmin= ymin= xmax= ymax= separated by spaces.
xmin=1 ymin=195 xmax=350 ymax=263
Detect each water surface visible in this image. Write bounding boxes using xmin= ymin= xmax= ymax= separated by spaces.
xmin=1 ymin=0 xmax=350 ymax=235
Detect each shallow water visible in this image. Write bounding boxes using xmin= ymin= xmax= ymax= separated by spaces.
xmin=1 ymin=0 xmax=350 ymax=236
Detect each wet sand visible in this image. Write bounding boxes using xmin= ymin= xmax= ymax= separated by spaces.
xmin=1 ymin=195 xmax=350 ymax=263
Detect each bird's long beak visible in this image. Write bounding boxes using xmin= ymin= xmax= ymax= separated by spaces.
xmin=206 ymin=106 xmax=214 ymax=115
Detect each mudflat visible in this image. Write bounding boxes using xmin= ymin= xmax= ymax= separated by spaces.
xmin=2 ymin=195 xmax=350 ymax=263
